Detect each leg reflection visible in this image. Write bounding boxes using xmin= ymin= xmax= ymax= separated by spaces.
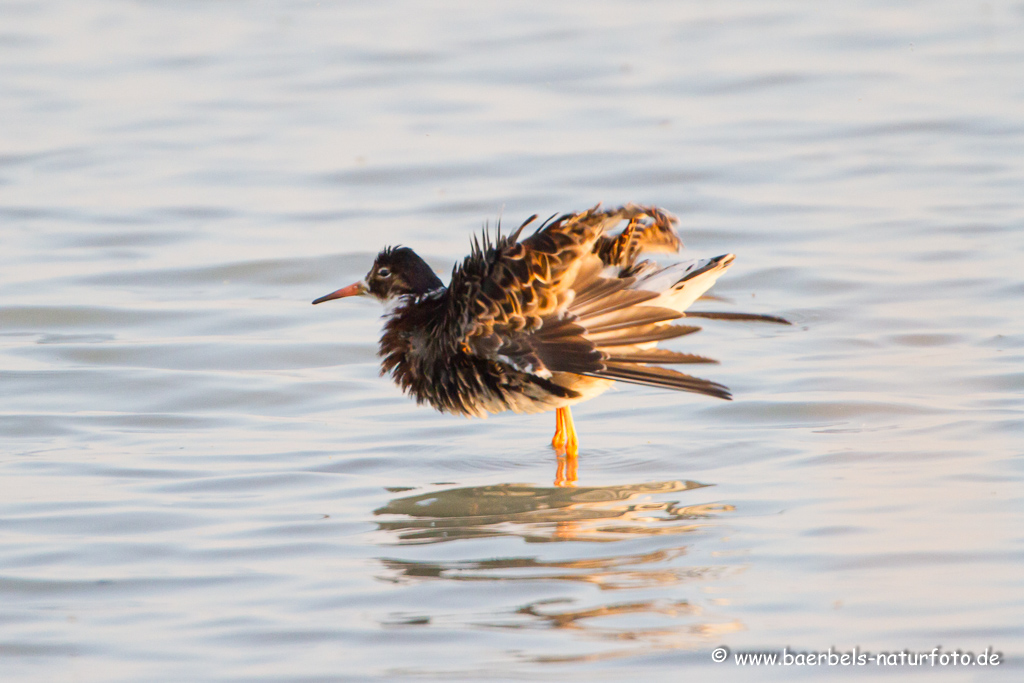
xmin=554 ymin=452 xmax=578 ymax=487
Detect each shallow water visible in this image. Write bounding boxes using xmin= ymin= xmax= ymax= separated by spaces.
xmin=2 ymin=0 xmax=1023 ymax=680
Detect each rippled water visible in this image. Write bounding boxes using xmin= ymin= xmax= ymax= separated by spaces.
xmin=3 ymin=0 xmax=1023 ymax=680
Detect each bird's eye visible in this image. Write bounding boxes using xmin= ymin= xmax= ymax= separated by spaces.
xmin=377 ymin=267 xmax=391 ymax=278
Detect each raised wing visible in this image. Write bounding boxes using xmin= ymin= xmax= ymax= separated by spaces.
xmin=446 ymin=205 xmax=733 ymax=400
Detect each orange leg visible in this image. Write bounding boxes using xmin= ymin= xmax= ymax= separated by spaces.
xmin=552 ymin=406 xmax=580 ymax=486
xmin=562 ymin=406 xmax=579 ymax=458
xmin=550 ymin=406 xmax=580 ymax=456
xmin=552 ymin=406 xmax=567 ymax=450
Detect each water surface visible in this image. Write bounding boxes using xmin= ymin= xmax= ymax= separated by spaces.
xmin=2 ymin=0 xmax=1023 ymax=680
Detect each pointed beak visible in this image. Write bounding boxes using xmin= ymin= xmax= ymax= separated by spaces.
xmin=312 ymin=281 xmax=368 ymax=305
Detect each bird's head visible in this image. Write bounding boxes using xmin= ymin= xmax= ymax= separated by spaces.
xmin=312 ymin=246 xmax=444 ymax=306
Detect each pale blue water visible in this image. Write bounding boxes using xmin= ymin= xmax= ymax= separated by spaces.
xmin=2 ymin=1 xmax=1023 ymax=681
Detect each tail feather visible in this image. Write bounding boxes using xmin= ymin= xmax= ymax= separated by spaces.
xmin=586 ymin=323 xmax=702 ymax=346
xmin=588 ymin=363 xmax=732 ymax=400
xmin=605 ymin=349 xmax=718 ymax=364
xmin=581 ymin=306 xmax=682 ymax=334
xmin=684 ymin=311 xmax=792 ymax=325
xmin=565 ymin=252 xmax=736 ymax=399
xmin=570 ymin=287 xmax=658 ymax=318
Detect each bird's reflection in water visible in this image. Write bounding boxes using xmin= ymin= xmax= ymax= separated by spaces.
xmin=375 ymin=479 xmax=725 ymax=544
xmin=374 ymin=479 xmax=743 ymax=660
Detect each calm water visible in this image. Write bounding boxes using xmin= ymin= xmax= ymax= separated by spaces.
xmin=2 ymin=1 xmax=1023 ymax=680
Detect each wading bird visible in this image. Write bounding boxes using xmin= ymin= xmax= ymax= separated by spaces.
xmin=313 ymin=205 xmax=787 ymax=484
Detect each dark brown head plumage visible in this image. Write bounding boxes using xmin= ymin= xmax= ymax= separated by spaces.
xmin=365 ymin=246 xmax=444 ymax=302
